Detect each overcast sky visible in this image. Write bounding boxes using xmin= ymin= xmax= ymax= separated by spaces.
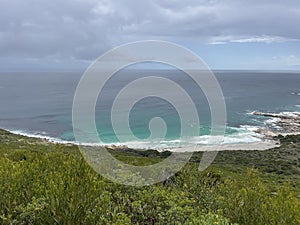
xmin=1 ymin=0 xmax=300 ymax=70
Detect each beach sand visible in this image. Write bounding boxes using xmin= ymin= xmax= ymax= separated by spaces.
xmin=161 ymin=140 xmax=279 ymax=152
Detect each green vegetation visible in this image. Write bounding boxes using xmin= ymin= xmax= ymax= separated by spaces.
xmin=0 ymin=129 xmax=299 ymax=224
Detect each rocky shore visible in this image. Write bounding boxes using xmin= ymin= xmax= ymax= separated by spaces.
xmin=252 ymin=111 xmax=300 ymax=139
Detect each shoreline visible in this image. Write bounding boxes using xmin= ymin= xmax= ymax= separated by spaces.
xmin=1 ymin=127 xmax=281 ymax=152
xmin=2 ymin=110 xmax=300 ymax=152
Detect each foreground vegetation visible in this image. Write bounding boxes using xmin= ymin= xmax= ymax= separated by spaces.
xmin=0 ymin=129 xmax=299 ymax=224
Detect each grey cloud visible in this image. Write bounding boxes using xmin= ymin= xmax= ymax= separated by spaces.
xmin=0 ymin=0 xmax=300 ymax=60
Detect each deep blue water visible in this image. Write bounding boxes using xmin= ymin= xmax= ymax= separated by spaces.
xmin=0 ymin=70 xmax=299 ymax=149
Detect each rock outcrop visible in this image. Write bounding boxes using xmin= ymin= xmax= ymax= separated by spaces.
xmin=252 ymin=111 xmax=300 ymax=139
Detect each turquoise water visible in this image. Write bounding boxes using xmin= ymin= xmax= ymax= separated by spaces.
xmin=0 ymin=70 xmax=299 ymax=149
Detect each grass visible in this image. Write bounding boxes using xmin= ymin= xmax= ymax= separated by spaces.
xmin=0 ymin=128 xmax=299 ymax=224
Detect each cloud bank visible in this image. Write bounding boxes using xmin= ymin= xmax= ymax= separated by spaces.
xmin=0 ymin=0 xmax=300 ymax=62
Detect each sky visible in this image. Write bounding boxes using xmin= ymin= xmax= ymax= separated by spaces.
xmin=1 ymin=0 xmax=300 ymax=71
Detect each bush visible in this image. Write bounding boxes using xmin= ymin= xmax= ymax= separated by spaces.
xmin=0 ymin=130 xmax=299 ymax=224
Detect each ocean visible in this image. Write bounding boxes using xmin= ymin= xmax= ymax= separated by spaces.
xmin=0 ymin=70 xmax=299 ymax=150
